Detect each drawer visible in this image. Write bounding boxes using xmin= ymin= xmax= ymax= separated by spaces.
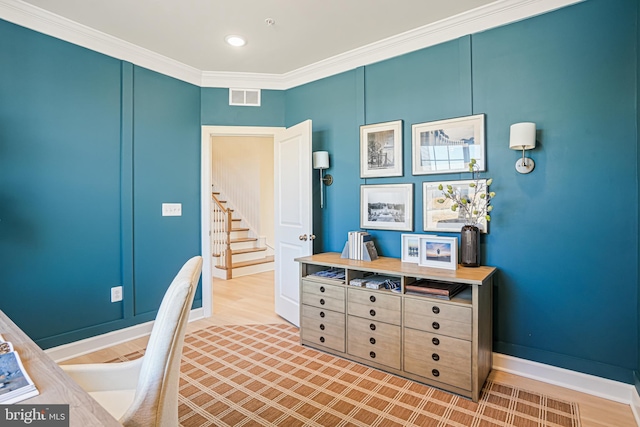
xmin=347 ymin=316 xmax=401 ymax=369
xmin=302 ymin=280 xmax=345 ymax=312
xmin=301 ymin=305 xmax=345 ymax=338
xmin=404 ymin=327 xmax=471 ymax=390
xmin=347 ymin=288 xmax=401 ymax=325
xmin=404 ymin=297 xmax=471 ymax=340
xmin=301 ymin=308 xmax=345 ymax=353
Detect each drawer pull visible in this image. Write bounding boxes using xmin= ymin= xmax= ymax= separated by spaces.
xmin=432 ymin=353 xmax=440 ymax=361
xmin=432 ymin=369 xmax=440 ymax=377
xmin=432 ymin=306 xmax=440 ymax=314
xmin=369 ymin=323 xmax=376 ymax=331
xmin=320 ymin=286 xmax=325 ymax=293
xmin=370 ymin=309 xmax=376 ymax=317
xmin=319 ymin=311 xmax=325 ymax=318
xmin=369 ymin=337 xmax=376 ymax=345
xmin=369 ymin=351 xmax=376 ymax=359
xmin=319 ymin=336 xmax=325 ymax=343
xmin=320 ymin=298 xmax=325 ymax=305
xmin=370 ymin=295 xmax=376 ymax=303
xmin=319 ymin=324 xmax=325 ymax=330
xmin=432 ymin=337 xmax=440 ymax=345
xmin=432 ymin=321 xmax=440 ymax=330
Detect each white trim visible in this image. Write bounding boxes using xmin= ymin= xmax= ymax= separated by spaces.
xmin=0 ymin=0 xmax=202 ymax=86
xmin=493 ymin=352 xmax=637 ymax=405
xmin=200 ymin=126 xmax=284 ymax=313
xmin=631 ymin=386 xmax=640 ymax=427
xmin=1 ymin=0 xmax=584 ymax=89
xmin=45 ymin=308 xmax=204 ymax=363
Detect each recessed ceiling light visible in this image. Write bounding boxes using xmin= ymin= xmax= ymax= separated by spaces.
xmin=225 ymin=35 xmax=246 ymax=47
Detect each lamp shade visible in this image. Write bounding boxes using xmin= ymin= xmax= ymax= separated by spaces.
xmin=509 ymin=122 xmax=536 ymax=150
xmin=313 ymin=151 xmax=329 ymax=169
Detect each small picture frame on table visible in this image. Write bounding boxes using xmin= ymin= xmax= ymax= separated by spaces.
xmin=401 ymin=234 xmax=422 ymax=264
xmin=418 ymin=235 xmax=458 ymax=270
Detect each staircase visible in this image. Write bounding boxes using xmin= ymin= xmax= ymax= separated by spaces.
xmin=211 ymin=192 xmax=274 ymax=279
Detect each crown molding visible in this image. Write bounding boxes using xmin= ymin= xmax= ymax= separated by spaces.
xmin=1 ymin=0 xmax=583 ymax=90
xmin=0 ymin=0 xmax=202 ymax=86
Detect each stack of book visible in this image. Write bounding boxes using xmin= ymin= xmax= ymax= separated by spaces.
xmin=341 ymin=231 xmax=378 ymax=261
xmin=0 ymin=337 xmax=39 ymax=404
xmin=308 ymin=268 xmax=345 ymax=281
xmin=349 ymin=275 xmax=400 ymax=291
xmin=405 ymin=279 xmax=467 ymax=300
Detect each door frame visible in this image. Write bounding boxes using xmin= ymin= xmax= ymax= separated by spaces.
xmin=200 ymin=126 xmax=285 ymax=317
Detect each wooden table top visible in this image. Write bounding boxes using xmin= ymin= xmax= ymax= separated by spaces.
xmin=0 ymin=310 xmax=121 ymax=426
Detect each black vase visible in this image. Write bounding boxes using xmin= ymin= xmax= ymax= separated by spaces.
xmin=460 ymin=225 xmax=480 ymax=267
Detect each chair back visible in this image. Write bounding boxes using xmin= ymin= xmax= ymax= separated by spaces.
xmin=121 ymin=255 xmax=203 ymax=427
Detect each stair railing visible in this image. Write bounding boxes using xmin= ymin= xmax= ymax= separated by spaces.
xmin=211 ymin=192 xmax=233 ymax=279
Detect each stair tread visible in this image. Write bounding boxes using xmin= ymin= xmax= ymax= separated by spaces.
xmin=214 ymin=256 xmax=275 ymax=270
xmin=231 ymin=237 xmax=257 ymax=243
xmin=232 ymin=256 xmax=275 ymax=269
xmin=232 ymin=247 xmax=267 ymax=255
xmin=231 ymin=227 xmax=250 ymax=232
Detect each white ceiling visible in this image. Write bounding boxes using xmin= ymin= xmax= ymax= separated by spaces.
xmin=4 ymin=0 xmax=582 ymax=88
xmin=18 ymin=0 xmax=497 ymax=74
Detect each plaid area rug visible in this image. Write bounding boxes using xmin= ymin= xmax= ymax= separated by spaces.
xmin=111 ymin=324 xmax=581 ymax=427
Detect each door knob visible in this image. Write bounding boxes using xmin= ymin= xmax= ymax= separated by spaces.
xmin=299 ymin=234 xmax=308 ymax=241
xmin=309 ymin=234 xmax=316 ymax=240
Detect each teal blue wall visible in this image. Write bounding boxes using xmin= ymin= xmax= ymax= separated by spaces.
xmin=0 ymin=19 xmax=202 ymax=348
xmin=201 ymin=88 xmax=285 ymax=126
xmin=0 ymin=0 xmax=638 ymax=387
xmin=286 ymin=0 xmax=638 ymax=384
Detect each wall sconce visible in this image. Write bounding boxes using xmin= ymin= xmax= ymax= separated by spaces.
xmin=509 ymin=122 xmax=536 ymax=174
xmin=312 ymin=151 xmax=333 ymax=208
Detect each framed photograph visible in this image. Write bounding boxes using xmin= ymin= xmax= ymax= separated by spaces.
xmin=423 ymin=180 xmax=488 ymax=233
xmin=401 ymin=234 xmax=423 ymax=263
xmin=360 ymin=120 xmax=403 ymax=178
xmin=418 ymin=235 xmax=458 ymax=270
xmin=412 ymin=114 xmax=485 ymax=175
xmin=361 ymin=184 xmax=413 ymax=231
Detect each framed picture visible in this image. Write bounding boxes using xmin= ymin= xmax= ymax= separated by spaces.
xmin=418 ymin=235 xmax=458 ymax=270
xmin=401 ymin=234 xmax=423 ymax=263
xmin=412 ymin=114 xmax=485 ymax=175
xmin=361 ymin=184 xmax=413 ymax=231
xmin=360 ymin=120 xmax=403 ymax=178
xmin=423 ymin=180 xmax=488 ymax=233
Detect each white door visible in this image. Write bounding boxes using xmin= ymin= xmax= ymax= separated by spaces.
xmin=274 ymin=120 xmax=313 ymax=326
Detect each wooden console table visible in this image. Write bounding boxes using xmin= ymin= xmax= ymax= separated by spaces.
xmin=296 ymin=252 xmax=496 ymax=402
xmin=0 ymin=310 xmax=120 ymax=426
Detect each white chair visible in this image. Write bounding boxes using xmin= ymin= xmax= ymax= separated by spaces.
xmin=61 ymin=256 xmax=203 ymax=427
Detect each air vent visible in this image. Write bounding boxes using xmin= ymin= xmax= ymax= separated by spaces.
xmin=229 ymin=88 xmax=261 ymax=107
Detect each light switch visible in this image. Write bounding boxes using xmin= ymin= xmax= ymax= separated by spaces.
xmin=162 ymin=203 xmax=182 ymax=216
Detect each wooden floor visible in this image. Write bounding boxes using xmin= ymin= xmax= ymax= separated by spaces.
xmin=65 ymin=271 xmax=636 ymax=427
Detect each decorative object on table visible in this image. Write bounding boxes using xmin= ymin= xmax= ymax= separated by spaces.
xmin=423 ymin=179 xmax=488 ymax=233
xmin=436 ymin=159 xmax=495 ymax=267
xmin=411 ymin=114 xmax=485 ymax=175
xmin=341 ymin=231 xmax=378 ymax=261
xmin=509 ymin=122 xmax=537 ymax=174
xmin=401 ymin=233 xmax=424 ymax=263
xmin=361 ymin=184 xmax=413 ymax=231
xmin=418 ymin=235 xmax=458 ymax=270
xmin=360 ymin=120 xmax=403 ymax=178
xmin=312 ymin=151 xmax=333 ymax=208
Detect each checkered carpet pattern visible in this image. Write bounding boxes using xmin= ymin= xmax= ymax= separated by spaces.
xmin=110 ymin=324 xmax=581 ymax=427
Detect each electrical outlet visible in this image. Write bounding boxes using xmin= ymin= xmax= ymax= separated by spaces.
xmin=162 ymin=203 xmax=182 ymax=216
xmin=111 ymin=286 xmax=123 ymax=302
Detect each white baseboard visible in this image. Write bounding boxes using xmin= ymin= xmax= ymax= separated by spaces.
xmin=45 ymin=307 xmax=204 ymax=363
xmin=631 ymin=388 xmax=640 ymax=427
xmin=493 ymin=352 xmax=637 ymax=407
